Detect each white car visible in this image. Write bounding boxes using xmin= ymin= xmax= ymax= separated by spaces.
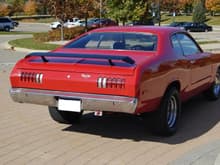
xmin=50 ymin=21 xmax=61 ymax=29
xmin=63 ymin=20 xmax=84 ymax=28
xmin=50 ymin=18 xmax=80 ymax=29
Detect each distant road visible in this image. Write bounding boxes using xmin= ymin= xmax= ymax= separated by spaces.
xmin=13 ymin=22 xmax=51 ymax=33
xmin=12 ymin=23 xmax=220 ymax=41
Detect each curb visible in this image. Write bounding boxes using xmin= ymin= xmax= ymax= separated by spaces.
xmin=3 ymin=41 xmax=48 ymax=53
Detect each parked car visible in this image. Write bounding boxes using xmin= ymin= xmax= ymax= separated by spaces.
xmin=169 ymin=21 xmax=187 ymax=28
xmin=12 ymin=20 xmax=19 ymax=27
xmin=9 ymin=26 xmax=220 ymax=136
xmin=90 ymin=18 xmax=117 ymax=28
xmin=183 ymin=22 xmax=213 ymax=32
xmin=126 ymin=20 xmax=154 ymax=26
xmin=0 ymin=17 xmax=15 ymax=31
xmin=50 ymin=18 xmax=79 ymax=29
xmin=50 ymin=21 xmax=61 ymax=29
xmin=64 ymin=20 xmax=84 ymax=28
xmin=81 ymin=18 xmax=100 ymax=28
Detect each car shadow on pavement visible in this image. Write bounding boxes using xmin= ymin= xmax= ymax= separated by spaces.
xmin=62 ymin=95 xmax=220 ymax=144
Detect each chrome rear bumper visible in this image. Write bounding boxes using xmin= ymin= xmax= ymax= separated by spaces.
xmin=10 ymin=88 xmax=138 ymax=114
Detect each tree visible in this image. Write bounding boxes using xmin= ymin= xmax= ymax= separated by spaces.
xmin=161 ymin=0 xmax=179 ymax=13
xmin=106 ymin=0 xmax=134 ymax=25
xmin=179 ymin=0 xmax=194 ymax=14
xmin=193 ymin=0 xmax=206 ymax=23
xmin=23 ymin=0 xmax=37 ymax=15
xmin=46 ymin=0 xmax=98 ymax=19
xmin=36 ymin=0 xmax=48 ymax=15
xmin=46 ymin=0 xmax=99 ymax=30
xmin=160 ymin=0 xmax=195 ymax=14
xmin=73 ymin=0 xmax=99 ymax=23
xmin=0 ymin=3 xmax=10 ymax=16
xmin=206 ymin=0 xmax=220 ymax=16
xmin=11 ymin=0 xmax=25 ymax=15
xmin=106 ymin=0 xmax=153 ymax=25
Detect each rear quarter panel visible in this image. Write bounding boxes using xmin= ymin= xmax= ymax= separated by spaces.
xmin=135 ymin=31 xmax=191 ymax=114
xmin=135 ymin=29 xmax=220 ymax=114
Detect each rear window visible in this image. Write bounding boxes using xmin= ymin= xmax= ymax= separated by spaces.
xmin=65 ymin=32 xmax=157 ymax=51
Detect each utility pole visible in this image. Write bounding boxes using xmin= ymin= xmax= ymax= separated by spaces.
xmin=100 ymin=0 xmax=102 ymax=27
xmin=158 ymin=0 xmax=161 ymax=26
xmin=60 ymin=0 xmax=65 ymax=41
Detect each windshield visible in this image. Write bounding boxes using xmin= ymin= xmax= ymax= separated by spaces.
xmin=64 ymin=32 xmax=157 ymax=51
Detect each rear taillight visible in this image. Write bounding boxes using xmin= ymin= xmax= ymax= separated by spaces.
xmin=97 ymin=77 xmax=125 ymax=89
xmin=20 ymin=72 xmax=43 ymax=84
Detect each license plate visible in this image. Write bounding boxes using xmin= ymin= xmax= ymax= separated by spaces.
xmin=58 ymin=99 xmax=81 ymax=112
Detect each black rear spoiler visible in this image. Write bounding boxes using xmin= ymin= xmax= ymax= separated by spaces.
xmin=26 ymin=52 xmax=135 ymax=66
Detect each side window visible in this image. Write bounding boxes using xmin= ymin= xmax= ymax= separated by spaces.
xmin=176 ymin=33 xmax=201 ymax=56
xmin=3 ymin=18 xmax=8 ymax=22
xmin=0 ymin=18 xmax=10 ymax=23
xmin=171 ymin=34 xmax=183 ymax=56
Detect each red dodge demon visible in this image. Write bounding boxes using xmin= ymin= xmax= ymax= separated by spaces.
xmin=9 ymin=26 xmax=220 ymax=136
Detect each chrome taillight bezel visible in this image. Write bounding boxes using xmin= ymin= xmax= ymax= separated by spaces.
xmin=97 ymin=77 xmax=125 ymax=89
xmin=20 ymin=72 xmax=43 ymax=84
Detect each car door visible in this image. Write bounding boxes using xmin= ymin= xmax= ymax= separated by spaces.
xmin=201 ymin=23 xmax=209 ymax=32
xmin=176 ymin=33 xmax=212 ymax=90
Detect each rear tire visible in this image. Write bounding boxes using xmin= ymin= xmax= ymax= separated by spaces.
xmin=48 ymin=106 xmax=83 ymax=124
xmin=147 ymin=87 xmax=181 ymax=136
xmin=205 ymin=69 xmax=220 ymax=100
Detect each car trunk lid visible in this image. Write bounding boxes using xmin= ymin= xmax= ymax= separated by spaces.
xmin=10 ymin=49 xmax=155 ymax=97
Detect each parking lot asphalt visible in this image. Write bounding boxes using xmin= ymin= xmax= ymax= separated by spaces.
xmin=13 ymin=22 xmax=50 ymax=33
xmin=1 ymin=23 xmax=220 ymax=164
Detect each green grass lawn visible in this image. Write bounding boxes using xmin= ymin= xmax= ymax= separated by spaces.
xmin=161 ymin=15 xmax=220 ymax=25
xmin=197 ymin=40 xmax=220 ymax=44
xmin=0 ymin=31 xmax=35 ymax=35
xmin=9 ymin=38 xmax=60 ymax=50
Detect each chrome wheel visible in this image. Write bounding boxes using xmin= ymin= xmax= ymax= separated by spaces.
xmin=167 ymin=95 xmax=177 ymax=128
xmin=204 ymin=69 xmax=220 ymax=100
xmin=148 ymin=87 xmax=181 ymax=136
xmin=213 ymin=72 xmax=220 ymax=96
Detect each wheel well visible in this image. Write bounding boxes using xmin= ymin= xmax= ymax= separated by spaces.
xmin=166 ymin=81 xmax=181 ymax=93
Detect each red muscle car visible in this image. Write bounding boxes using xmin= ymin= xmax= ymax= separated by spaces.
xmin=9 ymin=26 xmax=220 ymax=136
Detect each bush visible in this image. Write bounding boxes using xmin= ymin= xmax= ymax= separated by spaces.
xmin=33 ymin=26 xmax=86 ymax=42
xmin=33 ymin=32 xmax=49 ymax=42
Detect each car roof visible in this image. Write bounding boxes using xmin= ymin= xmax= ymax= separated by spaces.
xmin=0 ymin=17 xmax=10 ymax=19
xmin=90 ymin=26 xmax=182 ymax=35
